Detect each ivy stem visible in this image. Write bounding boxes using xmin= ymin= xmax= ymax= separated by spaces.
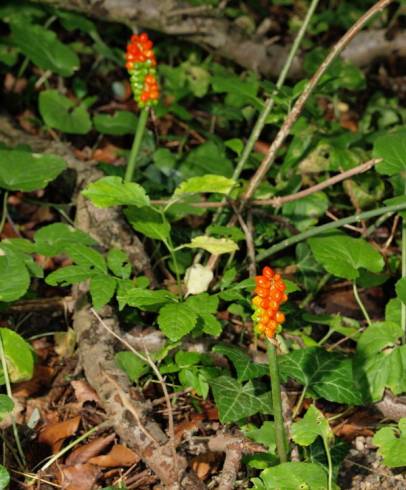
xmin=323 ymin=437 xmax=333 ymax=490
xmin=267 ymin=338 xmax=288 ymax=463
xmin=0 ymin=337 xmax=26 ymax=468
xmin=257 ymin=202 xmax=406 ymax=261
xmin=352 ymin=282 xmax=371 ymax=326
xmin=124 ymin=107 xmax=149 ymax=182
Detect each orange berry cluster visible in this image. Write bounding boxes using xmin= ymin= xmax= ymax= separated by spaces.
xmin=125 ymin=33 xmax=159 ymax=107
xmin=252 ymin=266 xmax=287 ymax=339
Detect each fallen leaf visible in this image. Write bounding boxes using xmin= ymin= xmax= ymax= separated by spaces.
xmin=88 ymin=444 xmax=140 ymax=467
xmin=13 ymin=365 xmax=54 ymax=398
xmin=191 ymin=452 xmax=216 ymax=480
xmin=71 ymin=380 xmax=100 ymax=406
xmin=54 ymin=329 xmax=76 ymax=358
xmin=92 ymin=144 xmax=121 ymax=164
xmin=39 ymin=416 xmax=81 ymax=453
xmin=58 ymin=463 xmax=100 ymax=490
xmin=17 ymin=109 xmax=38 ymax=134
xmin=66 ymin=434 xmax=115 ymax=465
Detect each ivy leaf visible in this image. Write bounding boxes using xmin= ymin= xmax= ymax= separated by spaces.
xmin=158 ymin=303 xmax=198 ymax=341
xmin=256 ymin=462 xmax=329 ymax=490
xmin=210 ymin=375 xmax=272 ymax=423
xmin=0 ymin=328 xmax=34 ymax=383
xmin=373 ymin=419 xmax=406 ymax=468
xmin=35 ymin=223 xmax=95 ymax=256
xmin=213 ymin=344 xmax=268 ymax=382
xmin=10 ymin=21 xmax=79 ymax=76
xmin=93 ymin=111 xmax=138 ymax=135
xmin=374 ymin=129 xmax=406 ymax=175
xmin=174 ymin=175 xmax=236 ymax=196
xmin=180 ymin=141 xmax=233 ymax=178
xmin=282 ymin=192 xmax=329 ymax=231
xmin=90 ymin=274 xmax=117 ymax=310
xmin=184 ymin=236 xmax=238 ymax=255
xmin=0 ymin=246 xmax=30 ymax=302
xmin=0 ymin=150 xmax=66 ymax=192
xmin=308 ymin=232 xmax=384 ymax=280
xmin=125 ymin=206 xmax=170 ymax=241
xmin=292 ymin=405 xmax=333 ymax=446
xmin=279 ymin=347 xmax=363 ymax=405
xmin=82 ymin=177 xmax=150 ymax=208
xmin=39 ymin=90 xmax=91 ymax=134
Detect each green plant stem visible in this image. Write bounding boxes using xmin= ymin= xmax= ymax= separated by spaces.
xmin=0 ymin=338 xmax=26 ymax=468
xmin=267 ymin=339 xmax=288 ymax=463
xmin=402 ymin=208 xmax=406 ymax=343
xmin=164 ymin=238 xmax=182 ymax=298
xmin=0 ymin=192 xmax=8 ymax=235
xmin=257 ymin=202 xmax=406 ymax=261
xmin=124 ymin=107 xmax=149 ymax=182
xmin=353 ymin=282 xmax=371 ymax=325
xmin=323 ymin=437 xmax=333 ymax=490
xmin=291 ymin=387 xmax=307 ymax=420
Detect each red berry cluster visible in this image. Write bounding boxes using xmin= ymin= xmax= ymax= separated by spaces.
xmin=125 ymin=33 xmax=159 ymax=107
xmin=252 ymin=266 xmax=287 ymax=339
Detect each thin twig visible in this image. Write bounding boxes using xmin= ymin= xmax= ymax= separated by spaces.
xmin=230 ymin=202 xmax=256 ymax=277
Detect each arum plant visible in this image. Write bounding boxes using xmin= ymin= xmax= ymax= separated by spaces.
xmin=251 ymin=266 xmax=289 ymax=463
xmin=124 ymin=33 xmax=159 ymax=183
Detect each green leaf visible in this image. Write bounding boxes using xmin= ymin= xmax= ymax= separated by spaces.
xmin=279 ymin=348 xmax=363 ymax=405
xmin=356 ymin=321 xmax=402 ymax=358
xmin=117 ymin=287 xmax=175 ymax=311
xmin=180 ymin=141 xmax=233 ymax=178
xmin=210 ymin=375 xmax=272 ymax=423
xmin=292 ymin=405 xmax=333 ymax=446
xmin=0 ymin=328 xmax=34 ymax=383
xmin=395 ymin=277 xmax=406 ymax=304
xmin=93 ymin=111 xmax=138 ymax=135
xmin=308 ymin=232 xmax=384 ymax=280
xmin=90 ymin=274 xmax=117 ymax=310
xmin=65 ymin=244 xmax=106 ymax=273
xmin=374 ymin=129 xmax=406 ymax=175
xmin=373 ymin=419 xmax=406 ymax=468
xmin=257 ymin=462 xmax=329 ymax=489
xmin=0 ymin=394 xmax=14 ymax=421
xmin=179 ymin=368 xmax=209 ymax=398
xmin=125 ymin=206 xmax=170 ymax=241
xmin=10 ymin=22 xmax=79 ymax=76
xmin=184 ymin=236 xmax=238 ymax=255
xmin=244 ymin=421 xmax=276 ymax=452
xmin=115 ymin=352 xmax=148 ymax=383
xmin=174 ymin=175 xmax=236 ymax=196
xmin=82 ymin=177 xmax=150 ymax=208
xmin=35 ymin=223 xmax=95 ymax=256
xmin=201 ymin=314 xmax=222 ymax=336
xmin=0 ymin=150 xmax=66 ymax=191
xmin=39 ymin=90 xmax=91 ymax=134
xmin=107 ymin=248 xmax=131 ymax=279
xmin=46 ymin=265 xmax=93 ymax=286
xmin=0 ymin=465 xmax=10 ymax=490
xmin=158 ymin=303 xmax=198 ymax=341
xmin=185 ymin=293 xmax=218 ymax=315
xmin=0 ymin=246 xmax=30 ymax=302
xmin=213 ymin=344 xmax=268 ymax=381
xmin=282 ymin=192 xmax=329 ymax=231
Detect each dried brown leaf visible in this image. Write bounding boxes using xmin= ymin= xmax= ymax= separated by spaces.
xmin=39 ymin=416 xmax=81 ymax=453
xmin=66 ymin=434 xmax=115 ymax=465
xmin=88 ymin=444 xmax=140 ymax=467
xmin=58 ymin=463 xmax=100 ymax=490
xmin=71 ymin=380 xmax=100 ymax=406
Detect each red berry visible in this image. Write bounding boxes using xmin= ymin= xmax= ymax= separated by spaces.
xmin=262 ymin=266 xmax=274 ymax=279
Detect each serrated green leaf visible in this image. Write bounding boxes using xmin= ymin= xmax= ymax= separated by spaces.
xmin=83 ymin=176 xmax=150 ymax=208
xmin=115 ymin=351 xmax=148 ymax=383
xmin=184 ymin=236 xmax=238 ymax=255
xmin=395 ymin=278 xmax=406 ymax=304
xmin=201 ymin=314 xmax=222 ymax=336
xmin=93 ymin=111 xmax=137 ymax=135
xmin=158 ymin=303 xmax=198 ymax=341
xmin=374 ymin=129 xmax=406 ymax=175
xmin=292 ymin=405 xmax=333 ymax=447
xmin=65 ymin=244 xmax=106 ymax=273
xmin=373 ymin=419 xmax=406 ymax=468
xmin=0 ymin=246 xmax=30 ymax=302
xmin=279 ymin=348 xmax=363 ymax=405
xmin=258 ymin=462 xmax=329 ymax=489
xmin=0 ymin=328 xmax=34 ymax=383
xmin=213 ymin=344 xmax=268 ymax=381
xmin=244 ymin=421 xmax=276 ymax=452
xmin=0 ymin=464 xmax=10 ymax=490
xmin=0 ymin=150 xmax=66 ymax=191
xmin=107 ymin=248 xmax=131 ymax=279
xmin=174 ymin=175 xmax=236 ymax=196
xmin=35 ymin=223 xmax=95 ymax=256
xmin=46 ymin=264 xmax=94 ymax=286
xmin=39 ymin=90 xmax=91 ymax=134
xmin=90 ymin=274 xmax=117 ymax=310
xmin=210 ymin=375 xmax=272 ymax=423
xmin=308 ymin=232 xmax=384 ymax=280
xmin=117 ymin=287 xmax=175 ymax=311
xmin=10 ymin=22 xmax=79 ymax=76
xmin=180 ymin=141 xmax=233 ymax=178
xmin=185 ymin=293 xmax=218 ymax=315
xmin=125 ymin=206 xmax=170 ymax=241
